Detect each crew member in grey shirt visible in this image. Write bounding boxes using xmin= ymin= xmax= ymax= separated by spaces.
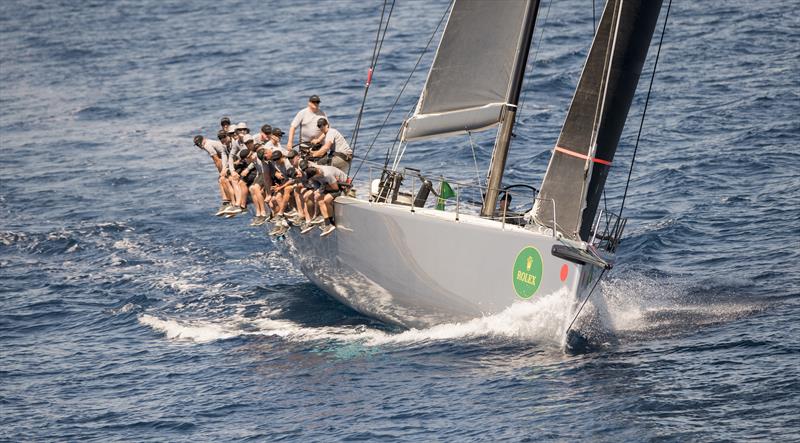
xmin=287 ymin=95 xmax=328 ymax=149
xmin=194 ymin=134 xmax=234 ymax=215
xmin=225 ymin=125 xmax=240 ymax=175
xmin=194 ymin=134 xmax=225 ymax=172
xmin=311 ymin=118 xmax=353 ymax=173
xmin=266 ymin=127 xmax=288 ymax=155
xmin=306 ymin=165 xmax=348 ymax=237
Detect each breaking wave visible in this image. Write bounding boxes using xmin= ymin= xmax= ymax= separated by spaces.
xmin=139 ymin=272 xmax=763 ymax=351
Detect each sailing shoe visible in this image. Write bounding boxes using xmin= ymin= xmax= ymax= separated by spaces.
xmin=285 ymin=209 xmax=298 ymax=218
xmin=289 ymin=215 xmax=305 ymax=226
xmin=215 ymin=203 xmax=230 ymax=216
xmin=309 ymin=215 xmax=325 ymax=225
xmin=254 ymin=216 xmax=268 ymax=226
xmin=320 ymin=224 xmax=336 ymax=237
xmin=222 ymin=204 xmax=239 ymax=215
xmin=271 ymin=215 xmax=287 ymax=228
xmin=300 ymin=223 xmax=315 ymax=234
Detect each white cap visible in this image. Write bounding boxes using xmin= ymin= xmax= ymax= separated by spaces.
xmin=237 ymin=122 xmax=248 ymax=130
xmin=226 ymin=125 xmax=236 ymax=134
xmin=243 ymin=134 xmax=253 ymax=143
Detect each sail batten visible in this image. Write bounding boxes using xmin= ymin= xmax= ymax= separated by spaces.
xmin=402 ymin=0 xmax=531 ymax=142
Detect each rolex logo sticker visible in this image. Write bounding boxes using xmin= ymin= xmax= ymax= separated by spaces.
xmin=513 ymin=246 xmax=543 ymax=299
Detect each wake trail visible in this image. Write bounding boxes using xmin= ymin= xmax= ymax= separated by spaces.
xmin=138 ymin=289 xmax=576 ymax=348
xmin=138 ymin=273 xmax=763 ymax=348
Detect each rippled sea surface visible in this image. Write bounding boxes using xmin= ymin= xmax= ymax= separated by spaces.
xmin=2 ymin=0 xmax=799 ymax=441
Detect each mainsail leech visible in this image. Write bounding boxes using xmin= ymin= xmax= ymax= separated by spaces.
xmin=401 ymin=0 xmax=535 ymax=142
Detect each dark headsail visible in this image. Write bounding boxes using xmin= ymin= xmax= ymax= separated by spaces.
xmin=533 ymin=0 xmax=663 ymax=240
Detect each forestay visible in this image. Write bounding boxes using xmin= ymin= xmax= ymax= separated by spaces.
xmin=401 ymin=0 xmax=530 ymax=141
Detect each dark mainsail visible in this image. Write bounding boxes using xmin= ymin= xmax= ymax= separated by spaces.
xmin=533 ymin=0 xmax=663 ymax=240
xmin=402 ymin=0 xmax=536 ymax=141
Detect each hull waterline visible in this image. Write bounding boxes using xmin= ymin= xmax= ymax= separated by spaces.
xmin=283 ymin=197 xmax=604 ymax=330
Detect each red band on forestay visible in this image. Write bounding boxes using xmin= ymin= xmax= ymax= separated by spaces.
xmin=366 ymin=68 xmax=373 ymax=86
xmin=554 ymin=146 xmax=612 ymax=166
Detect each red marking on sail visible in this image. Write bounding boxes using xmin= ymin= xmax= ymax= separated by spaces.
xmin=554 ymin=146 xmax=612 ymax=166
xmin=560 ymin=264 xmax=569 ymax=282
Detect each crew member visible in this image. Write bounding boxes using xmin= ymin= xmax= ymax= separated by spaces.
xmin=306 ymin=165 xmax=348 ymax=237
xmin=256 ymin=124 xmax=272 ymax=144
xmin=287 ymin=95 xmax=327 ymax=149
xmin=221 ymin=128 xmax=246 ymax=216
xmin=310 ymin=118 xmax=353 ymax=173
xmin=241 ymin=140 xmax=268 ymax=226
xmin=267 ymin=150 xmax=297 ymax=235
xmin=194 ymin=134 xmax=233 ymax=215
xmin=215 ymin=130 xmax=240 ymax=216
xmin=220 ymin=117 xmax=232 ymax=133
xmin=266 ymin=127 xmax=288 ymax=155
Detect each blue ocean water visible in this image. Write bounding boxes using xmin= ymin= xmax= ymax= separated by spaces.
xmin=1 ymin=0 xmax=799 ymax=441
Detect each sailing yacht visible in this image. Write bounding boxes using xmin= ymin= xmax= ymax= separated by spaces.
xmin=283 ymin=0 xmax=664 ymax=347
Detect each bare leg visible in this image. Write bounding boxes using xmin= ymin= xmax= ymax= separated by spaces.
xmin=237 ymin=181 xmax=249 ymax=208
xmin=249 ymin=184 xmax=265 ymax=216
xmin=317 ymin=192 xmax=329 ymax=219
xmin=276 ymin=186 xmax=294 ymax=215
xmin=230 ymin=177 xmax=243 ymax=207
xmin=219 ymin=176 xmax=233 ymax=202
xmin=303 ymin=190 xmax=315 ymax=221
xmin=265 ymin=193 xmax=274 ymax=215
xmin=323 ymin=194 xmax=335 ymax=221
xmin=218 ymin=179 xmax=227 ymax=201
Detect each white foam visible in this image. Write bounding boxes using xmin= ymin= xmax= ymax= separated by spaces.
xmin=112 ymin=238 xmax=139 ymax=252
xmin=138 ymin=312 xmax=370 ymax=344
xmin=600 ymin=273 xmax=761 ymax=336
xmin=139 ymin=314 xmax=239 ymax=343
xmin=139 ymin=273 xmax=761 ymax=348
xmin=365 ymin=289 xmax=573 ymax=347
xmin=112 ymin=302 xmax=139 ymax=315
xmin=138 ymin=289 xmax=576 ymax=348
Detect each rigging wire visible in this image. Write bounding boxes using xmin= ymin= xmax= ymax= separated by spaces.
xmin=467 ymin=130 xmax=485 ymax=205
xmin=565 ymin=0 xmax=673 ymax=339
xmin=350 ymin=0 xmax=453 ymax=181
xmin=350 ymin=0 xmax=396 ymax=153
xmin=516 ymin=0 xmax=554 ymax=116
xmin=618 ymin=0 xmax=672 ymax=219
xmin=565 ymin=268 xmax=607 ymax=335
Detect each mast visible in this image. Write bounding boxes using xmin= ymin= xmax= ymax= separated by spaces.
xmin=480 ymin=0 xmax=540 ymax=218
xmin=533 ymin=0 xmax=663 ymax=240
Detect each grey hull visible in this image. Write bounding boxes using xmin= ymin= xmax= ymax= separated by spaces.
xmin=284 ymin=197 xmax=602 ymax=329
